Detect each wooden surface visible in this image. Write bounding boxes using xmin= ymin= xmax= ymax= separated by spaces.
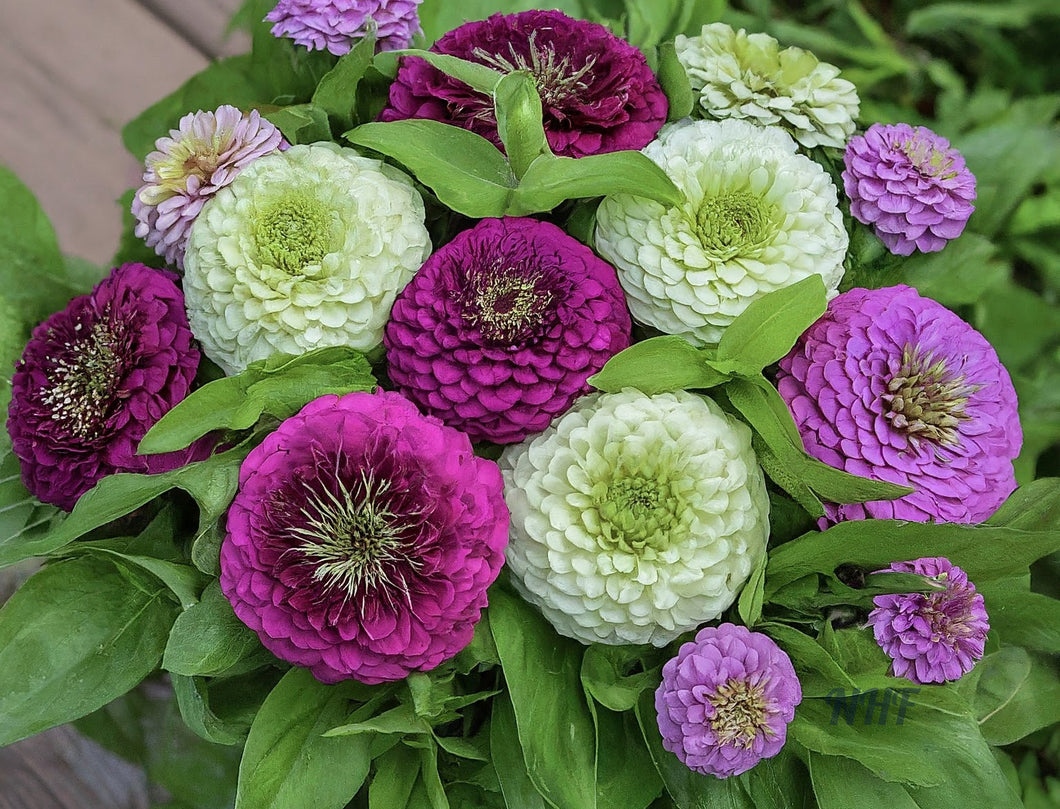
xmin=0 ymin=5 xmax=245 ymax=805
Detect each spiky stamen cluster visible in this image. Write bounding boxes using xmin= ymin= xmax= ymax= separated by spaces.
xmin=460 ymin=260 xmax=560 ymax=346
xmin=473 ymin=30 xmax=598 ymax=109
xmin=883 ymin=344 xmax=978 ymax=447
xmin=708 ymin=678 xmax=775 ymax=749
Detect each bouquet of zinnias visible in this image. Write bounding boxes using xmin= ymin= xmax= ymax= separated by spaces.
xmin=0 ymin=1 xmax=1056 ymax=808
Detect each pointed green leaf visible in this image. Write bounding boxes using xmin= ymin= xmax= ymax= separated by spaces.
xmin=657 ymin=41 xmax=694 ymax=121
xmin=265 ymin=103 xmax=332 ymax=145
xmin=589 ymin=336 xmax=729 ymax=395
xmin=312 ymin=33 xmax=376 ymax=131
xmin=494 ymin=70 xmax=550 ymax=179
xmin=374 ymin=49 xmax=503 ymax=94
xmin=491 ymin=693 xmax=549 ymax=809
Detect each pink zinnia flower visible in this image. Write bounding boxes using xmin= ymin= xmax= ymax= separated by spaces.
xmin=380 ymin=10 xmax=668 ymax=158
xmin=7 ymin=263 xmax=204 ymax=511
xmin=132 ymin=105 xmax=286 ymax=269
xmin=777 ymin=285 xmax=1021 ymax=524
xmin=843 ymin=123 xmax=976 ymax=255
xmin=220 ymin=390 xmax=509 ymax=684
xmin=384 ymin=217 xmax=631 ymax=444
xmin=868 ymin=557 xmax=989 ymax=684
xmin=655 ymin=624 xmax=802 ymax=778
xmin=265 ymin=0 xmax=423 ymax=55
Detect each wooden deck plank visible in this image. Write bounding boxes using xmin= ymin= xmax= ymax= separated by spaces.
xmin=140 ymin=0 xmax=251 ymax=57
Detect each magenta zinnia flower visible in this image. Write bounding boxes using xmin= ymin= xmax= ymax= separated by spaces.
xmin=868 ymin=557 xmax=989 ymax=684
xmin=220 ymin=390 xmax=509 ymax=684
xmin=384 ymin=217 xmax=631 ymax=444
xmin=843 ymin=123 xmax=976 ymax=255
xmin=380 ymin=10 xmax=668 ymax=158
xmin=777 ymin=285 xmax=1021 ymax=524
xmin=7 ymin=263 xmax=203 ymax=511
xmin=132 ymin=105 xmax=286 ymax=269
xmin=655 ymin=623 xmax=802 ymax=779
xmin=265 ymin=0 xmax=423 ymax=55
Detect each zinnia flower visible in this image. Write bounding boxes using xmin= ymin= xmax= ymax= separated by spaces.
xmin=265 ymin=0 xmax=423 ymax=55
xmin=655 ymin=623 xmax=802 ymax=778
xmin=843 ymin=123 xmax=976 ymax=255
xmin=500 ymin=389 xmax=769 ymax=647
xmin=7 ymin=263 xmax=203 ymax=511
xmin=182 ymin=142 xmax=431 ymax=375
xmin=384 ymin=217 xmax=631 ymax=444
xmin=675 ymin=23 xmax=859 ymax=149
xmin=595 ymin=118 xmax=847 ymax=346
xmin=379 ymin=10 xmax=668 ymax=158
xmin=220 ymin=390 xmax=509 ymax=684
xmin=867 ymin=557 xmax=989 ymax=684
xmin=132 ymin=105 xmax=286 ymax=270
xmin=777 ymin=285 xmax=1021 ymax=524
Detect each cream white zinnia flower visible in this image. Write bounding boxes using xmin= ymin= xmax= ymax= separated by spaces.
xmin=500 ymin=389 xmax=769 ymax=647
xmin=676 ymin=23 xmax=859 ymax=149
xmin=595 ymin=119 xmax=847 ymax=347
xmin=183 ymin=142 xmax=431 ymax=374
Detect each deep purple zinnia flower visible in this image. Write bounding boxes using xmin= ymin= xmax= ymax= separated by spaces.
xmin=220 ymin=390 xmax=509 ymax=684
xmin=265 ymin=0 xmax=423 ymax=55
xmin=868 ymin=557 xmax=989 ymax=684
xmin=384 ymin=217 xmax=631 ymax=444
xmin=655 ymin=623 xmax=802 ymax=779
xmin=7 ymin=263 xmax=204 ymax=511
xmin=843 ymin=123 xmax=976 ymax=255
xmin=379 ymin=10 xmax=668 ymax=158
xmin=777 ymin=285 xmax=1021 ymax=524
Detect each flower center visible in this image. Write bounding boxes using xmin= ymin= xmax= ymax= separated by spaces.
xmin=901 ymin=137 xmax=958 ymax=180
xmin=597 ymin=475 xmax=678 ymax=553
xmin=708 ymin=678 xmax=774 ymax=749
xmin=255 ymin=193 xmax=332 ymax=274
xmin=40 ymin=317 xmax=124 ymax=439
xmin=695 ymin=191 xmax=775 ymax=259
xmin=883 ymin=345 xmax=978 ymax=446
xmin=473 ymin=31 xmax=597 ymax=108
xmin=462 ymin=266 xmax=557 ymax=345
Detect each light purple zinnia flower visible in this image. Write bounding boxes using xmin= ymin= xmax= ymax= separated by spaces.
xmin=843 ymin=123 xmax=976 ymax=255
xmin=7 ymin=263 xmax=205 ymax=511
xmin=132 ymin=105 xmax=286 ymax=269
xmin=380 ymin=10 xmax=668 ymax=158
xmin=265 ymin=0 xmax=423 ymax=55
xmin=655 ymin=623 xmax=802 ymax=779
xmin=777 ymin=285 xmax=1021 ymax=524
xmin=220 ymin=390 xmax=509 ymax=684
xmin=384 ymin=217 xmax=631 ymax=444
xmin=868 ymin=557 xmax=989 ymax=684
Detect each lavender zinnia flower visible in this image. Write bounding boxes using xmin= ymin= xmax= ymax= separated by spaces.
xmin=843 ymin=123 xmax=976 ymax=255
xmin=220 ymin=390 xmax=509 ymax=684
xmin=380 ymin=10 xmax=668 ymax=158
xmin=777 ymin=285 xmax=1021 ymax=524
xmin=266 ymin=0 xmax=423 ymax=55
xmin=868 ymin=557 xmax=989 ymax=684
xmin=7 ymin=263 xmax=203 ymax=511
xmin=655 ymin=623 xmax=802 ymax=778
xmin=384 ymin=217 xmax=631 ymax=444
xmin=132 ymin=105 xmax=286 ymax=269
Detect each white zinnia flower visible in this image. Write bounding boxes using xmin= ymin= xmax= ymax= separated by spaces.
xmin=675 ymin=23 xmax=859 ymax=149
xmin=594 ymin=119 xmax=847 ymax=347
xmin=499 ymin=389 xmax=769 ymax=647
xmin=183 ymin=142 xmax=431 ymax=375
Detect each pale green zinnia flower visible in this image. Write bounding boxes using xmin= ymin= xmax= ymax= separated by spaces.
xmin=676 ymin=22 xmax=859 ymax=149
xmin=595 ymin=118 xmax=847 ymax=347
xmin=183 ymin=142 xmax=431 ymax=374
xmin=500 ymin=389 xmax=769 ymax=647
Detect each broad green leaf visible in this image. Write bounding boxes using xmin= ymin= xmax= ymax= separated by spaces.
xmin=965 ymin=647 xmax=1060 ymax=746
xmin=312 ymin=33 xmax=376 ymax=131
xmin=715 ymin=275 xmax=827 ymax=370
xmin=987 ymin=478 xmax=1060 ymax=531
xmin=512 ymin=151 xmax=683 ymax=215
xmin=581 ymin=644 xmax=660 ymax=713
xmin=760 ymin=623 xmax=856 ymax=698
xmin=172 ymin=673 xmax=250 ymax=746
xmin=91 ymin=550 xmax=206 ymax=610
xmin=976 ymin=585 xmax=1060 ymax=653
xmin=595 ymin=706 xmax=663 ymax=809
xmin=163 ymin=581 xmax=271 ymax=677
xmin=265 ymin=103 xmax=332 ymax=145
xmin=809 ymin=754 xmax=920 ymax=809
xmin=491 ymin=693 xmax=549 ymax=809
xmin=0 ymin=555 xmax=177 ymax=745
xmin=589 ymin=336 xmax=729 ymax=395
xmin=346 ymin=120 xmax=515 ymax=218
xmin=237 ymin=668 xmax=373 ymax=809
xmin=657 ymin=41 xmax=694 ymax=121
xmin=741 ymin=747 xmax=814 ymax=809
xmin=899 ymin=233 xmax=1007 ymax=307
xmin=369 ymin=743 xmax=421 ymax=809
xmin=489 ymin=587 xmax=598 ymax=809
xmin=0 ymin=449 xmax=61 ymax=565
xmin=494 ymin=70 xmax=550 ymax=179
xmin=375 ymin=49 xmax=503 ymax=94
xmin=325 ymin=703 xmax=431 ymax=737
xmin=737 ymin=552 xmax=768 ymax=627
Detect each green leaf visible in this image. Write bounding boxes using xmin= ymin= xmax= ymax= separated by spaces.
xmin=346 ymin=120 xmax=515 ymax=218
xmin=657 ymin=41 xmax=694 ymax=121
xmin=163 ymin=581 xmax=271 ymax=676
xmin=589 ymin=336 xmax=729 ymax=395
xmin=594 ymin=706 xmax=663 ymax=809
xmin=92 ymin=551 xmax=206 ymax=610
xmin=265 ymin=103 xmax=332 ymax=145
xmin=581 ymin=644 xmax=659 ymax=713
xmin=172 ymin=673 xmax=250 ymax=746
xmin=512 ymin=150 xmax=683 ymax=215
xmin=737 ymin=552 xmax=768 ymax=627
xmin=809 ymin=754 xmax=920 ymax=809
xmin=976 ymin=585 xmax=1060 ymax=654
xmin=489 ymin=587 xmax=598 ymax=809
xmin=760 ymin=623 xmax=856 ymax=698
xmin=326 ymin=703 xmax=431 ymax=737
xmin=899 ymin=233 xmax=1007 ymax=307
xmin=374 ymin=49 xmax=503 ymax=94
xmin=987 ymin=478 xmax=1060 ymax=530
xmin=494 ymin=71 xmax=551 ymax=179
xmin=369 ymin=743 xmax=421 ymax=809
xmin=312 ymin=33 xmax=377 ymax=132
xmin=0 ymin=555 xmax=177 ymax=745
xmin=237 ymin=668 xmax=373 ymax=809
xmin=715 ymin=275 xmax=827 ymax=371
xmin=965 ymin=647 xmax=1060 ymax=746
xmin=491 ymin=692 xmax=549 ymax=809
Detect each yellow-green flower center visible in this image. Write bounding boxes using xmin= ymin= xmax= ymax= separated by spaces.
xmin=695 ymin=190 xmax=776 ymax=259
xmin=709 ymin=678 xmax=773 ymax=749
xmin=255 ymin=193 xmax=332 ymax=274
xmin=597 ymin=475 xmax=679 ymax=553
xmin=41 ymin=318 xmax=123 ymax=439
xmin=884 ymin=345 xmax=978 ymax=447
xmin=901 ymin=138 xmax=958 ymax=180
